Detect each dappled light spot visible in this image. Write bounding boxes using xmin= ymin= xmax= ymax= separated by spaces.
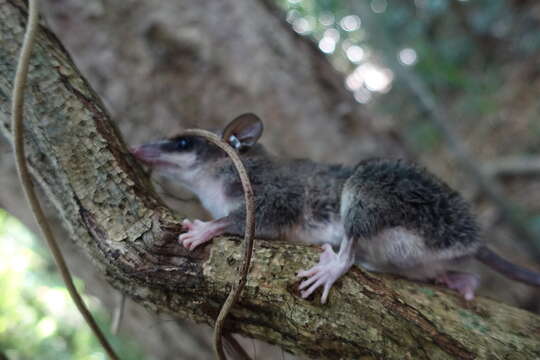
xmin=345 ymin=69 xmax=363 ymax=91
xmin=340 ymin=15 xmax=361 ymax=32
xmin=399 ymin=48 xmax=418 ymax=66
xmin=319 ymin=36 xmax=336 ymax=54
xmin=347 ymin=63 xmax=393 ymax=94
xmin=37 ymin=317 xmax=57 ymax=338
xmin=293 ymin=17 xmax=312 ymax=35
xmin=346 ymin=45 xmax=365 ymax=63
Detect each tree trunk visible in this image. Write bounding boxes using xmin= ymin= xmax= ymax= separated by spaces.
xmin=1 ymin=0 xmax=539 ymax=359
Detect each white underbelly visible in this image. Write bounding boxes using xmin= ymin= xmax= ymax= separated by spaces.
xmin=189 ymin=179 xmax=236 ymax=219
xmin=354 ymin=227 xmax=456 ymax=279
xmin=286 ymin=220 xmax=343 ymax=247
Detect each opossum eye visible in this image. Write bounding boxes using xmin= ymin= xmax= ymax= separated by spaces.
xmin=174 ymin=137 xmax=193 ymax=151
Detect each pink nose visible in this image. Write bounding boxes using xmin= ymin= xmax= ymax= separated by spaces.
xmin=129 ymin=145 xmax=144 ymax=159
xmin=129 ymin=146 xmax=142 ymax=156
xmin=129 ymin=144 xmax=161 ymax=161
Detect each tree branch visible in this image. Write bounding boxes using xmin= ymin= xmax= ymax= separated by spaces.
xmin=1 ymin=1 xmax=539 ymax=359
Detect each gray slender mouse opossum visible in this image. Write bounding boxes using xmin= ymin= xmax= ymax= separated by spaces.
xmin=131 ymin=113 xmax=540 ymax=303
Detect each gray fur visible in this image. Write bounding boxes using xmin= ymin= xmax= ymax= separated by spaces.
xmin=341 ymin=158 xmax=481 ymax=276
xmin=211 ymin=154 xmax=352 ymax=242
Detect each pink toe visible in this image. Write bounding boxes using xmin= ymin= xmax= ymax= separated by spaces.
xmin=299 ymin=273 xmax=321 ymax=290
xmin=297 ymin=268 xmax=317 ymax=278
xmin=181 ymin=219 xmax=192 ymax=229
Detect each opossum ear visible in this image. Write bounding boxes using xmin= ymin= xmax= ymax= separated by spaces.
xmin=222 ymin=113 xmax=264 ymax=151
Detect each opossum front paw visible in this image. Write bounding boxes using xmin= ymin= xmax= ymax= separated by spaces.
xmin=297 ymin=244 xmax=347 ymax=304
xmin=178 ymin=219 xmax=216 ymax=251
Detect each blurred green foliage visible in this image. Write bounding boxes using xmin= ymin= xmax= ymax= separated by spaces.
xmin=0 ymin=209 xmax=145 ymax=360
xmin=276 ymin=0 xmax=540 ymax=118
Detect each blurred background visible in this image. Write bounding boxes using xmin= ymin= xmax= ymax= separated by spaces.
xmin=1 ymin=0 xmax=539 ymax=358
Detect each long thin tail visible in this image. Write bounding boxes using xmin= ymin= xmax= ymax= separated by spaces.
xmin=476 ymin=246 xmax=540 ymax=286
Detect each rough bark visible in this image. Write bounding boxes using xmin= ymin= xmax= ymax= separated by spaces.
xmin=0 ymin=135 xmax=215 ymax=360
xmin=1 ymin=2 xmax=217 ymax=359
xmin=1 ymin=0 xmax=540 ymax=359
